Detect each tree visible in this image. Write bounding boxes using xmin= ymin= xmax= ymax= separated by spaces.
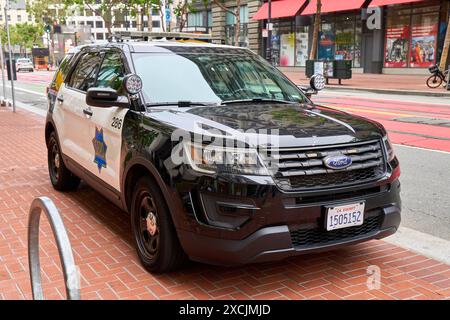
xmin=26 ymin=0 xmax=65 ymax=65
xmin=212 ymin=0 xmax=241 ymax=46
xmin=439 ymin=18 xmax=450 ymax=72
xmin=63 ymin=0 xmax=124 ymax=36
xmin=309 ymin=0 xmax=321 ymax=60
xmin=173 ymin=0 xmax=195 ymax=32
xmin=0 ymin=23 xmax=44 ymax=55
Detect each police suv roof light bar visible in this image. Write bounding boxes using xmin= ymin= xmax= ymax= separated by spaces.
xmin=110 ymin=31 xmax=213 ymax=42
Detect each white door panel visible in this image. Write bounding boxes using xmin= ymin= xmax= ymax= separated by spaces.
xmin=53 ymin=84 xmax=90 ymax=166
xmin=87 ymin=106 xmax=128 ymax=191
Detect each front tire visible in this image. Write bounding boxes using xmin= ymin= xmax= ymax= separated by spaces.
xmin=427 ymin=75 xmax=443 ymax=89
xmin=47 ymin=131 xmax=80 ymax=191
xmin=130 ymin=176 xmax=187 ymax=273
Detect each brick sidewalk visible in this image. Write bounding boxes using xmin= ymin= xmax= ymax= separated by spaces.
xmin=0 ymin=107 xmax=449 ymax=300
xmin=283 ymin=71 xmax=449 ymax=94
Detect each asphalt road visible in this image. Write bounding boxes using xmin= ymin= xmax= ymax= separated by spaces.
xmin=2 ymin=76 xmax=449 ymax=242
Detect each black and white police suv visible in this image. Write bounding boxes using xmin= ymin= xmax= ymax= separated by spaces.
xmin=45 ymin=33 xmax=401 ymax=273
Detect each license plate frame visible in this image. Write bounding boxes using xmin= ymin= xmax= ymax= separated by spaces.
xmin=325 ymin=202 xmax=365 ymax=231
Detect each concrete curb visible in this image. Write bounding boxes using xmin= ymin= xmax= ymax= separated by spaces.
xmin=323 ymin=85 xmax=450 ymax=97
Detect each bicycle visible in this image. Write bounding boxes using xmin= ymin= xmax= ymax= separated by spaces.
xmin=426 ymin=64 xmax=449 ymax=89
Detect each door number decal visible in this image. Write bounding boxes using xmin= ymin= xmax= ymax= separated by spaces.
xmin=111 ymin=117 xmax=122 ymax=129
xmin=92 ymin=127 xmax=108 ymax=173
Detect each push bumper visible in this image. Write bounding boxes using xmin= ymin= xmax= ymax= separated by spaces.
xmin=177 ymin=195 xmax=401 ymax=266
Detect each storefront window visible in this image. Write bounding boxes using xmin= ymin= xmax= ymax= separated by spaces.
xmin=335 ymin=17 xmax=355 ymax=61
xmin=318 ymin=21 xmax=335 ymax=60
xmin=354 ymin=19 xmax=362 ymax=68
xmin=410 ymin=12 xmax=439 ymax=68
xmin=384 ymin=4 xmax=440 ymax=68
xmin=295 ymin=26 xmax=309 ymax=66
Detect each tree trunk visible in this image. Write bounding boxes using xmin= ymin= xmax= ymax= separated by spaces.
xmin=137 ymin=6 xmax=143 ymax=31
xmin=309 ymin=0 xmax=322 ymax=60
xmin=169 ymin=2 xmax=175 ymax=32
xmin=234 ymin=0 xmax=241 ymax=46
xmin=147 ymin=5 xmax=153 ymax=32
xmin=439 ymin=17 xmax=450 ymax=71
xmin=160 ymin=2 xmax=166 ymax=32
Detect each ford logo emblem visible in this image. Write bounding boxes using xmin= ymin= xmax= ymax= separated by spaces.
xmin=323 ymin=155 xmax=352 ymax=170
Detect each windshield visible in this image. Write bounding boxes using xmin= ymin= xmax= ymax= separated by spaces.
xmin=132 ymin=51 xmax=306 ymax=105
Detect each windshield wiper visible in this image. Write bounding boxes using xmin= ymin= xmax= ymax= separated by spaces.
xmin=221 ymin=98 xmax=295 ymax=105
xmin=146 ymin=101 xmax=218 ymax=107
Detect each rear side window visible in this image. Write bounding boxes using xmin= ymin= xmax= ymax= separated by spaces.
xmin=68 ymin=52 xmax=102 ymax=92
xmin=95 ymin=51 xmax=125 ymax=93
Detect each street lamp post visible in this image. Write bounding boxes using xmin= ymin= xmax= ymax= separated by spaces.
xmin=0 ymin=35 xmax=7 ymax=103
xmin=265 ymin=0 xmax=272 ymax=64
xmin=4 ymin=0 xmax=16 ymax=112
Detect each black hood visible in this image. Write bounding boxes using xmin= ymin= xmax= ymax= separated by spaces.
xmin=145 ymin=103 xmax=385 ymax=148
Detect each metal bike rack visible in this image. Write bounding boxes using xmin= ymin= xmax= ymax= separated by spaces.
xmin=28 ymin=196 xmax=80 ymax=300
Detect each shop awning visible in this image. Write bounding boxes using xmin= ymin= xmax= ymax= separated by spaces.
xmin=252 ymin=0 xmax=307 ymax=20
xmin=370 ymin=0 xmax=425 ymax=6
xmin=301 ymin=0 xmax=366 ymax=15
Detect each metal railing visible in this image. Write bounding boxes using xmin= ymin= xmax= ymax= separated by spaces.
xmin=28 ymin=196 xmax=80 ymax=300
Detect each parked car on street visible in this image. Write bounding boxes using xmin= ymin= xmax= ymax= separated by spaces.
xmin=16 ymin=58 xmax=34 ymax=72
xmin=45 ymin=34 xmax=401 ymax=273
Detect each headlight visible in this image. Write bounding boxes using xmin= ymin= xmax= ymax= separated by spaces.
xmin=383 ymin=136 xmax=395 ymax=161
xmin=184 ymin=143 xmax=268 ymax=175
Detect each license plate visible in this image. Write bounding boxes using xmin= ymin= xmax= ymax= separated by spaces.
xmin=326 ymin=202 xmax=365 ymax=231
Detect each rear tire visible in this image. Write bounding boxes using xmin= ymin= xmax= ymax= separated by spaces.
xmin=130 ymin=176 xmax=187 ymax=273
xmin=427 ymin=75 xmax=443 ymax=89
xmin=47 ymin=131 xmax=80 ymax=191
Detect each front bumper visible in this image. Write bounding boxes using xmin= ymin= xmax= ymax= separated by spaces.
xmin=175 ymin=178 xmax=401 ymax=266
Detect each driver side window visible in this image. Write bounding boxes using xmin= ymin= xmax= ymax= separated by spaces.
xmin=95 ymin=51 xmax=125 ymax=94
xmin=68 ymin=52 xmax=102 ymax=92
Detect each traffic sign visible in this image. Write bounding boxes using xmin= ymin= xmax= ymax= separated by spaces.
xmin=165 ymin=8 xmax=170 ymax=22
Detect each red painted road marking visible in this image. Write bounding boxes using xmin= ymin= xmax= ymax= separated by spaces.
xmin=315 ymin=96 xmax=450 ymax=152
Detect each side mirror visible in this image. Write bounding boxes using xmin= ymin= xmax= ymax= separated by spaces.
xmin=86 ymin=87 xmax=129 ymax=108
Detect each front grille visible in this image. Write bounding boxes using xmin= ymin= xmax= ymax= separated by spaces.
xmin=290 ymin=214 xmax=382 ymax=248
xmin=262 ymin=140 xmax=387 ymax=191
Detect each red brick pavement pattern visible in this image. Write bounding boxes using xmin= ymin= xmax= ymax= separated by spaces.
xmin=0 ymin=108 xmax=449 ymax=300
xmin=283 ymin=71 xmax=440 ymax=93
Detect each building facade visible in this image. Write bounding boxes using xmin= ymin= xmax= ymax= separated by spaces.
xmin=0 ymin=0 xmax=34 ymax=25
xmin=185 ymin=1 xmax=262 ymax=53
xmin=251 ymin=0 xmax=450 ymax=74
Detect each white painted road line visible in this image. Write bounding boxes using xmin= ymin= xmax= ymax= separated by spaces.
xmin=15 ymin=100 xmax=46 ymax=116
xmin=394 ymin=143 xmax=450 ymax=155
xmin=384 ymin=226 xmax=450 ymax=265
xmin=1 ymin=85 xmax=45 ymax=96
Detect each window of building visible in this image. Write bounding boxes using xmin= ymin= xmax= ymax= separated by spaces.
xmin=87 ymin=21 xmax=94 ymax=28
xmin=0 ymin=15 xmax=3 ymax=21
xmin=207 ymin=10 xmax=212 ymax=27
xmin=17 ymin=15 xmax=22 ymax=22
xmin=187 ymin=12 xmax=204 ymax=27
xmin=96 ymin=20 xmax=103 ymax=28
xmin=152 ymin=20 xmax=160 ymax=28
xmin=152 ymin=9 xmax=159 ymax=16
xmin=7 ymin=15 xmax=11 ymax=21
xmin=28 ymin=15 xmax=32 ymax=21
xmin=225 ymin=5 xmax=249 ymax=47
xmin=96 ymin=33 xmax=104 ymax=40
xmin=132 ymin=21 xmax=137 ymax=28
